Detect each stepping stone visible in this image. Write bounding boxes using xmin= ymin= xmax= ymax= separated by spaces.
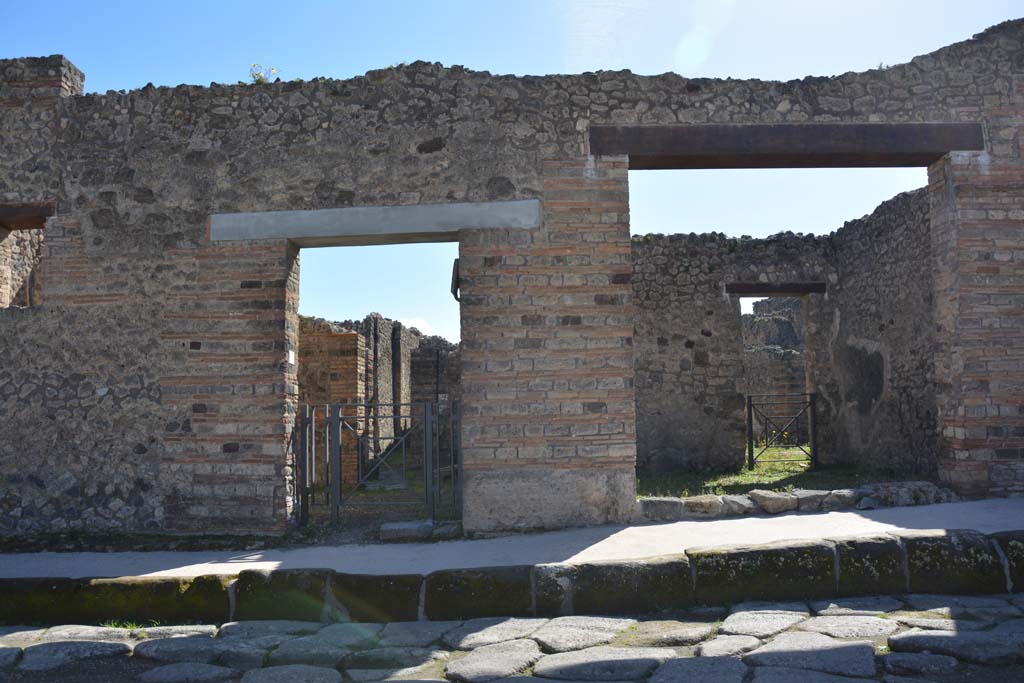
xmin=697 ymin=635 xmax=761 ymax=657
xmin=314 ymin=622 xmax=383 ymax=648
xmin=344 ymin=667 xmax=446 ymax=682
xmin=888 ymin=629 xmax=1024 ymax=664
xmin=721 ymin=494 xmax=757 ymax=515
xmin=134 ymin=635 xmax=266 ymax=668
xmin=797 ymin=616 xmax=900 ymax=638
xmin=378 ymin=621 xmax=461 ymax=647
xmin=751 ymin=666 xmax=864 ymax=682
xmin=731 ymin=601 xmax=810 ymax=615
xmin=445 ymin=639 xmax=542 ymax=682
xmin=650 ymin=656 xmax=747 ymax=683
xmin=18 ymin=640 xmax=131 ymax=671
xmin=811 ymin=597 xmax=904 ymax=616
xmin=532 ymin=617 xmax=636 ymax=653
xmin=343 ymin=647 xmax=448 ymax=669
xmin=39 ymin=624 xmax=135 ymax=642
xmin=267 ymin=635 xmax=348 ymax=667
xmin=442 ymin=617 xmax=548 ymax=649
xmin=219 ymin=621 xmax=322 ymax=639
xmin=904 ymin=595 xmax=1013 ymax=611
xmin=140 ymin=662 xmax=239 ymax=682
xmin=720 ymin=611 xmax=806 ymax=638
xmin=241 ymin=664 xmax=342 ymax=683
xmin=0 ymin=647 xmax=22 ymax=670
xmin=614 ymin=621 xmax=715 ymax=647
xmin=135 ymin=626 xmax=219 ymax=640
xmin=743 ymin=632 xmax=875 ymax=677
xmin=532 ymin=646 xmax=674 ymax=680
xmin=0 ymin=627 xmax=47 ymax=648
xmin=891 ymin=616 xmax=986 ymax=631
xmin=882 ymin=652 xmax=959 ymax=675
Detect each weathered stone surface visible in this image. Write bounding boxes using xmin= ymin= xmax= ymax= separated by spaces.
xmin=743 ymin=632 xmax=875 ymax=677
xmin=532 ymin=646 xmax=673 ymax=680
xmin=0 ymin=647 xmax=22 ymax=670
xmin=690 ymin=540 xmax=835 ymax=604
xmin=720 ymin=611 xmax=806 ymax=638
xmin=0 ymin=627 xmax=47 ymax=648
xmin=378 ymin=621 xmax=461 ymax=647
xmin=315 ymin=622 xmax=383 ymax=648
xmin=697 ymin=635 xmax=762 ymax=657
xmin=891 ymin=616 xmax=987 ymax=631
xmin=140 ymin=662 xmax=239 ymax=682
xmin=639 ymin=497 xmax=684 ymax=522
xmin=330 ymin=573 xmax=423 ymax=623
xmin=794 ymin=489 xmax=829 ymax=511
xmin=343 ymin=647 xmax=448 ymax=669
xmin=856 ymin=496 xmax=880 ymax=510
xmin=747 ymin=490 xmax=798 ymax=514
xmin=136 ymin=625 xmax=219 ymax=640
xmin=812 ymin=596 xmax=904 ymax=616
xmin=572 ymin=556 xmax=693 ymax=614
xmin=681 ymin=494 xmax=723 ymax=516
xmin=533 ymin=563 xmax=575 ymax=618
xmin=650 ymin=656 xmax=747 ymax=683
xmin=234 ymin=570 xmax=330 ymax=622
xmin=424 ymin=566 xmax=532 ymax=620
xmin=882 ymin=652 xmax=959 ymax=675
xmin=821 ymin=490 xmax=861 ymax=510
xmin=18 ymin=640 xmax=131 ymax=671
xmin=730 ymin=601 xmax=809 ymax=615
xmin=443 ymin=618 xmax=548 ymax=649
xmin=834 ymin=535 xmax=906 ymax=596
xmin=751 ymin=667 xmax=865 ymax=683
xmin=902 ymin=594 xmax=1020 ymax=619
xmin=379 ymin=520 xmax=434 ymax=542
xmin=798 ymin=615 xmax=900 ymax=638
xmin=134 ymin=635 xmax=264 ymax=667
xmin=993 ymin=531 xmax=1024 ymax=593
xmin=219 ymin=621 xmax=322 ymax=639
xmin=721 ymin=494 xmax=757 ymax=515
xmin=267 ymin=636 xmax=347 ymax=667
xmin=445 ymin=639 xmax=541 ymax=682
xmin=37 ymin=624 xmax=135 ymax=642
xmin=888 ymin=629 xmax=1024 ymax=663
xmin=614 ymin=621 xmax=715 ymax=647
xmin=531 ymin=616 xmax=636 ymax=653
xmin=993 ymin=618 xmax=1024 ymax=633
xmin=898 ymin=531 xmax=1006 ymax=594
xmin=241 ymin=664 xmax=342 ymax=683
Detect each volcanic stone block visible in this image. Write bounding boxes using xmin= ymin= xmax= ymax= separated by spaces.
xmin=571 ymin=555 xmax=693 ymax=615
xmin=834 ymin=535 xmax=905 ymax=596
xmin=533 ymin=564 xmax=576 ymax=617
xmin=424 ymin=565 xmax=532 ymax=620
xmin=0 ymin=575 xmax=229 ymax=625
xmin=992 ymin=530 xmax=1024 ymax=593
xmin=690 ymin=540 xmax=836 ymax=605
xmin=234 ymin=569 xmax=330 ymax=621
xmin=898 ymin=530 xmax=1005 ymax=594
xmin=640 ymin=497 xmax=684 ymax=521
xmin=330 ymin=572 xmax=422 ymax=622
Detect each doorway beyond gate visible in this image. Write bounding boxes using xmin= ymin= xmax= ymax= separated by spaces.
xmin=293 ymin=400 xmax=462 ymax=526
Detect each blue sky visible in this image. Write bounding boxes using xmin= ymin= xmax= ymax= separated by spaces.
xmin=6 ymin=1 xmax=1020 ymax=339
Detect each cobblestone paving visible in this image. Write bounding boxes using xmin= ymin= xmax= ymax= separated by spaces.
xmin=3 ymin=595 xmax=1024 ymax=681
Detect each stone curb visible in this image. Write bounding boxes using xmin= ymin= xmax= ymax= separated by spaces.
xmin=3 ymin=528 xmax=1022 ymax=625
xmin=638 ymin=480 xmax=961 ymax=522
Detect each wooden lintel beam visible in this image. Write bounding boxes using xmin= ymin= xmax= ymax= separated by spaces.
xmin=726 ymin=282 xmax=827 ymax=296
xmin=0 ymin=202 xmax=55 ymax=231
xmin=590 ymin=123 xmax=985 ymax=169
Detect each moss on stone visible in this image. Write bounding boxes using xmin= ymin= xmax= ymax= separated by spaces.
xmin=993 ymin=531 xmax=1024 ymax=593
xmin=330 ymin=573 xmax=422 ymax=622
xmin=835 ymin=535 xmax=906 ymax=596
xmin=423 ymin=565 xmax=532 ymax=620
xmin=689 ymin=540 xmax=836 ymax=605
xmin=572 ymin=556 xmax=693 ymax=615
xmin=234 ymin=569 xmax=330 ymax=621
xmin=899 ymin=530 xmax=1005 ymax=594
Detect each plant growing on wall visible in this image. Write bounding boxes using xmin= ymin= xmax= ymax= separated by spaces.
xmin=249 ymin=63 xmax=278 ymax=84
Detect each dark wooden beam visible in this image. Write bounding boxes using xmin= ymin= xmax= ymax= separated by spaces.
xmin=589 ymin=123 xmax=985 ymax=169
xmin=0 ymin=202 xmax=55 ymax=231
xmin=726 ymin=282 xmax=827 ymax=296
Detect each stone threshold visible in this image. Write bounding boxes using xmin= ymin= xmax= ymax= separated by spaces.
xmin=640 ymin=480 xmax=959 ymax=521
xmin=4 ymin=528 xmax=1023 ymax=627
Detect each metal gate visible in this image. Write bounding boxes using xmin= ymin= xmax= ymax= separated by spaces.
xmin=293 ymin=400 xmax=461 ymax=525
xmin=745 ymin=393 xmax=818 ymax=468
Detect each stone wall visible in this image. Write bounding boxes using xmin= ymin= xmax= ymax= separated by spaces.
xmin=0 ymin=228 xmax=43 ymax=307
xmin=0 ymin=18 xmax=1021 ymax=535
xmin=633 ymin=188 xmax=939 ymax=475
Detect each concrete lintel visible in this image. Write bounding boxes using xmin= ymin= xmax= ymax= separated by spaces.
xmin=210 ymin=199 xmax=542 ymax=247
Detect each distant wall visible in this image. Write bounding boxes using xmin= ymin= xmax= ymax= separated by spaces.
xmin=632 ymin=189 xmax=938 ymax=475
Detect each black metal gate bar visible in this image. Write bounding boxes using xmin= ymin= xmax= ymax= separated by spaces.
xmin=746 ymin=393 xmax=818 ymax=469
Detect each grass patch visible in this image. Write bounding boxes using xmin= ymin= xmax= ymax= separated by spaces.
xmin=99 ymin=618 xmax=160 ymax=630
xmin=637 ymin=448 xmax=915 ymax=498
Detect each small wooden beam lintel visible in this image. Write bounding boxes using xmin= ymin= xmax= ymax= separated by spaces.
xmin=0 ymin=202 xmax=56 ymax=231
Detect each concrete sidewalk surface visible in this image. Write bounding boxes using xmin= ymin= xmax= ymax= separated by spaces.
xmin=1 ymin=498 xmax=1022 ymax=579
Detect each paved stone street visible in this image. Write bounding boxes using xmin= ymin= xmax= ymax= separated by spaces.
xmin=3 ymin=595 xmax=1024 ymax=681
